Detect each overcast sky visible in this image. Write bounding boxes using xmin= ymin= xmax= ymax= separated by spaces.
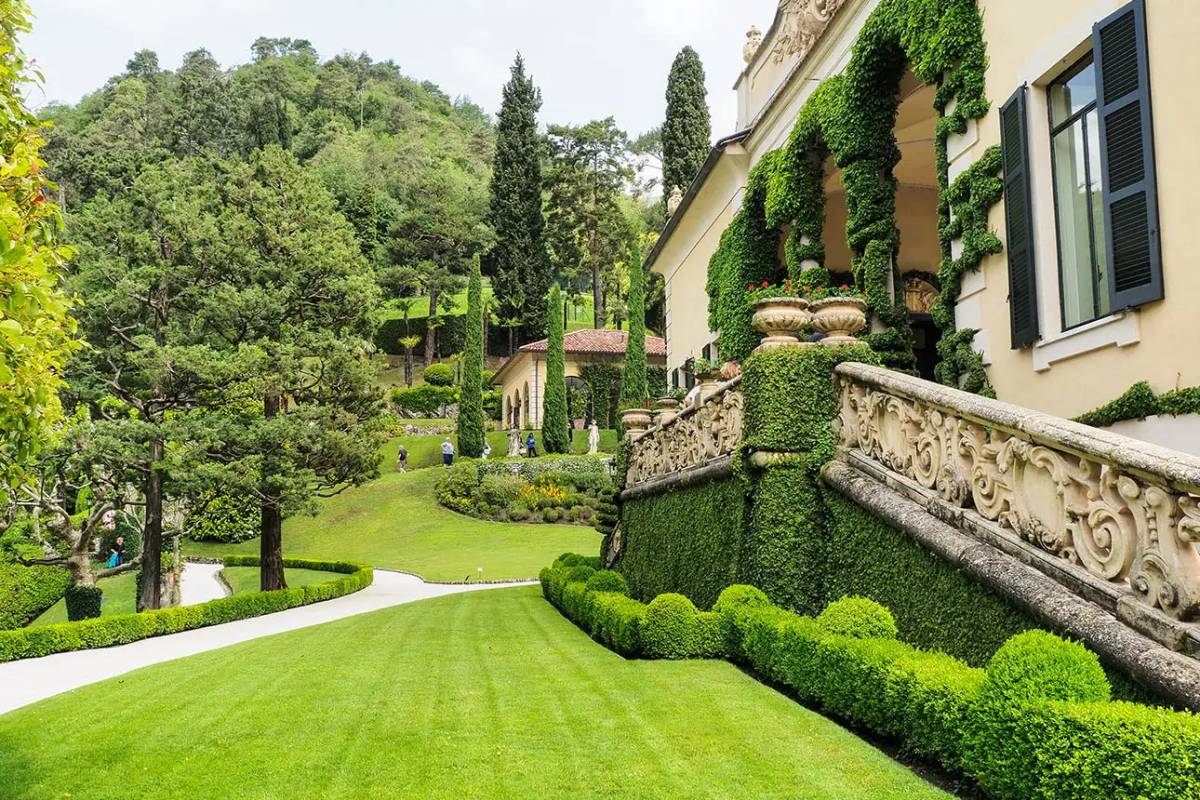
xmin=25 ymin=0 xmax=778 ymax=140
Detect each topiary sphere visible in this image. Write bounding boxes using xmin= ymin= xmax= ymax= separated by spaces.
xmin=712 ymin=584 xmax=771 ymax=615
xmin=983 ymin=629 xmax=1111 ymax=705
xmin=816 ymin=595 xmax=898 ymax=640
xmin=585 ymin=569 xmax=629 ymax=596
xmin=422 ymin=363 xmax=455 ymax=386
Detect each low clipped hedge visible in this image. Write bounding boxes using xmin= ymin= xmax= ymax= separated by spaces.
xmin=540 ymin=554 xmax=1200 ymax=800
xmin=0 ymin=563 xmax=72 ymax=630
xmin=0 ymin=556 xmax=372 ymax=663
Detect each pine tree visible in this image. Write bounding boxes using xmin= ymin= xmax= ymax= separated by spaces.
xmin=457 ymin=256 xmax=486 ymax=458
xmin=487 ymin=55 xmax=550 ymax=339
xmin=662 ymin=47 xmax=711 ymax=205
xmin=620 ymin=246 xmax=648 ymax=407
xmin=541 ymin=284 xmax=570 ymax=454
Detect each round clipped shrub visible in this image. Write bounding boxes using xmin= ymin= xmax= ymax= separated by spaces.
xmin=982 ymin=629 xmax=1111 ymax=705
xmin=422 ymin=363 xmax=455 ymax=386
xmin=564 ymin=564 xmax=596 ymax=585
xmin=712 ymin=584 xmax=771 ymax=615
xmin=816 ymin=596 xmax=898 ymax=640
xmin=507 ymin=502 xmax=530 ymax=521
xmin=585 ymin=569 xmax=629 ymax=596
xmin=64 ymin=585 xmax=102 ymax=621
xmin=543 ymin=507 xmax=561 ymax=523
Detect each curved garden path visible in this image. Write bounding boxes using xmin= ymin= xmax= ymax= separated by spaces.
xmin=179 ymin=562 xmax=229 ymax=605
xmin=0 ymin=570 xmax=531 ymax=716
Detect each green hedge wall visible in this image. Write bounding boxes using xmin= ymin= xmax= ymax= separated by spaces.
xmin=0 ymin=556 xmax=372 ymax=663
xmin=541 ymin=556 xmax=1200 ymax=800
xmin=0 ymin=563 xmax=72 ymax=630
xmin=618 ymin=476 xmax=748 ymax=610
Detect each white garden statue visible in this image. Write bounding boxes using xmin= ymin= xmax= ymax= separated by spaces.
xmin=587 ymin=421 xmax=600 ymax=455
xmin=507 ymin=429 xmax=521 ymax=458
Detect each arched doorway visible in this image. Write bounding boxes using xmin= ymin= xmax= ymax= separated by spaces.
xmin=566 ymin=376 xmax=590 ymax=428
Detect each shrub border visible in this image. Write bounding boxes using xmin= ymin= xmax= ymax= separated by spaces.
xmin=0 ymin=556 xmax=373 ymax=663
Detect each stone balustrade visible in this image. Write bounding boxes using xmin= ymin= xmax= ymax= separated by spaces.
xmin=834 ymin=362 xmax=1200 ymax=633
xmin=625 ymin=377 xmax=743 ymax=490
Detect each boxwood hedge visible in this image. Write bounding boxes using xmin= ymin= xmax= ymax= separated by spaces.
xmin=0 ymin=556 xmax=372 ymax=663
xmin=0 ymin=563 xmax=72 ymax=630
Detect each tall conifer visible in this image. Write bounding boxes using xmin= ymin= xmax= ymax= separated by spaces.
xmin=662 ymin=47 xmax=711 ymax=203
xmin=620 ymin=247 xmax=648 ymax=407
xmin=457 ymin=256 xmax=486 ymax=457
xmin=541 ymin=284 xmax=570 ymax=453
xmin=487 ymin=55 xmax=550 ymax=339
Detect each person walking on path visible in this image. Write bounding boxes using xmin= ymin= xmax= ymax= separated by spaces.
xmin=441 ymin=438 xmax=455 ymax=467
xmin=524 ymin=432 xmax=537 ymax=458
xmin=395 ymin=445 xmax=408 ymax=472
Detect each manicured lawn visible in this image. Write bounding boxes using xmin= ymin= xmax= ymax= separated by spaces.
xmin=381 ymin=429 xmax=618 ymax=471
xmin=29 ymin=571 xmax=138 ymax=626
xmin=186 ymin=469 xmax=600 ymax=581
xmin=220 ymin=567 xmax=335 ymax=595
xmin=0 ymin=587 xmax=950 ymax=799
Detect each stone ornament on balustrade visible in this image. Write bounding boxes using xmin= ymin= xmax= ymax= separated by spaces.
xmin=834 ymin=361 xmax=1200 ymax=623
xmin=625 ymin=378 xmax=744 ymax=487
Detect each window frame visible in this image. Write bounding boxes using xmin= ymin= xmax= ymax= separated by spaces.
xmin=1046 ymin=52 xmax=1107 ymax=331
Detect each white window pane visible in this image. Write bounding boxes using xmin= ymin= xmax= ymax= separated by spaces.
xmin=1086 ymin=109 xmax=1110 ymax=318
xmin=1053 ymin=121 xmax=1095 ymax=328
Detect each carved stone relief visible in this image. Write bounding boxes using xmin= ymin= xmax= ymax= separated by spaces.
xmin=772 ymin=0 xmax=847 ymax=63
xmin=837 ymin=375 xmax=1200 ymax=620
xmin=626 ymin=384 xmax=744 ymax=486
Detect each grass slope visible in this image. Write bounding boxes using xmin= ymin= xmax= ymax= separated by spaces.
xmin=382 ymin=428 xmax=617 ymax=471
xmin=187 ymin=469 xmax=599 ymax=581
xmin=0 ymin=587 xmax=950 ymax=800
xmin=220 ymin=567 xmax=334 ymax=595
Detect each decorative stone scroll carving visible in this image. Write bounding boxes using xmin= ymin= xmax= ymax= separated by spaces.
xmin=626 ymin=381 xmax=743 ymax=487
xmin=744 ymin=25 xmax=764 ymax=64
xmin=903 ymin=277 xmax=938 ymax=315
xmin=772 ymin=0 xmax=847 ymax=63
xmin=835 ymin=366 xmax=1200 ymax=621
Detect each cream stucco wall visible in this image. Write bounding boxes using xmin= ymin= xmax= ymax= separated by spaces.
xmin=493 ymin=352 xmax=661 ymax=429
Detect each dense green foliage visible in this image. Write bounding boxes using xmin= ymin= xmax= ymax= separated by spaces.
xmin=0 ymin=0 xmax=79 ymax=471
xmin=64 ymin=584 xmax=102 ymax=621
xmin=578 ymin=363 xmax=620 ymax=428
xmin=1074 ymin=380 xmax=1200 ymax=427
xmin=0 ymin=556 xmax=371 ymax=662
xmin=661 ymin=46 xmax=711 ymax=201
xmin=0 ymin=587 xmax=954 ymax=800
xmin=619 ymin=246 xmax=648 ymax=407
xmin=486 ymin=55 xmax=550 ymax=338
xmin=542 ymin=563 xmax=1200 ymax=800
xmin=422 ymin=363 xmax=455 ymax=386
xmin=0 ymin=562 xmax=71 ymax=629
xmin=434 ymin=458 xmax=609 ymax=525
xmin=541 ymin=284 xmax=570 ymax=453
xmin=619 ymin=477 xmax=747 ymax=609
xmin=184 ymin=491 xmax=260 ymax=543
xmin=392 ymin=384 xmax=459 ymax=415
xmin=456 ymin=258 xmax=485 ymax=457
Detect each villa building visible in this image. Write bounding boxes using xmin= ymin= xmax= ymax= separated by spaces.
xmin=491 ymin=329 xmax=666 ymax=430
xmin=649 ymin=0 xmax=1200 ymax=453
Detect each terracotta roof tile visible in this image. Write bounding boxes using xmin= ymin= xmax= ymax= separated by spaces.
xmin=520 ymin=329 xmax=666 ymax=357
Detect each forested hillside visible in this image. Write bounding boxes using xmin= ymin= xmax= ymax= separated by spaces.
xmin=41 ymin=38 xmax=494 ymax=361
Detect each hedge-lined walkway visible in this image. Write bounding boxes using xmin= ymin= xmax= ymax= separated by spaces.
xmin=0 ymin=571 xmax=530 ymax=715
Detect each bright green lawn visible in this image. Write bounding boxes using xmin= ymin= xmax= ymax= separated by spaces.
xmin=30 ymin=571 xmax=138 ymax=626
xmin=0 ymin=587 xmax=950 ymax=800
xmin=219 ymin=567 xmax=334 ymax=595
xmin=381 ymin=428 xmax=617 ymax=470
xmin=187 ymin=469 xmax=599 ymax=581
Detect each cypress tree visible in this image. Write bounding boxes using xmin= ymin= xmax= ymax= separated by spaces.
xmin=620 ymin=246 xmax=648 ymax=407
xmin=487 ymin=54 xmax=551 ymax=339
xmin=541 ymin=283 xmax=570 ymax=454
xmin=457 ymin=256 xmax=486 ymax=457
xmin=662 ymin=46 xmax=711 ymax=204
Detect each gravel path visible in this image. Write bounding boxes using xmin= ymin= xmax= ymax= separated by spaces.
xmin=179 ymin=562 xmax=228 ymax=605
xmin=0 ymin=570 xmax=532 ymax=716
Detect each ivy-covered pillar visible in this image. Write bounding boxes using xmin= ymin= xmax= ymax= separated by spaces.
xmin=739 ymin=343 xmax=876 ymax=613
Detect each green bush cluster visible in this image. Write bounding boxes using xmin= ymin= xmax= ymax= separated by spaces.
xmin=392 ymin=384 xmax=458 ymax=415
xmin=0 ymin=563 xmax=72 ymax=630
xmin=542 ymin=564 xmax=1200 ymax=800
xmin=619 ymin=476 xmax=747 ymax=610
xmin=374 ymin=314 xmax=466 ymax=357
xmin=540 ymin=555 xmax=721 ymax=659
xmin=436 ymin=460 xmax=610 ymax=524
xmin=0 ymin=557 xmax=372 ymax=663
xmin=476 ymin=454 xmax=609 ymax=483
xmin=185 ymin=491 xmax=259 ymax=543
xmin=422 ymin=363 xmax=455 ymax=386
xmin=65 ymin=584 xmax=103 ymax=621
xmin=1074 ymin=380 xmax=1200 ymax=427
xmin=541 ymin=284 xmax=571 ymax=454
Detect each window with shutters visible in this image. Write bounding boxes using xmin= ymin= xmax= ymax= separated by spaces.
xmin=1048 ymin=54 xmax=1110 ymax=329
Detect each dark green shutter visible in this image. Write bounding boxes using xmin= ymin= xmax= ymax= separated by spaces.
xmin=1094 ymin=0 xmax=1162 ymax=309
xmin=1000 ymin=86 xmax=1038 ymax=348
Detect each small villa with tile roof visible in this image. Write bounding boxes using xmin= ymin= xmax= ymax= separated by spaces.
xmin=491 ymin=329 xmax=666 ymax=430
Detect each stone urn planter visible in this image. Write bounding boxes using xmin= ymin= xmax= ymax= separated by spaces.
xmin=810 ymin=297 xmax=868 ymax=345
xmin=695 ymin=370 xmax=722 ymax=403
xmin=751 ymin=296 xmax=810 ymax=351
xmin=655 ymin=397 xmax=681 ymax=425
xmin=620 ymin=407 xmax=653 ymax=436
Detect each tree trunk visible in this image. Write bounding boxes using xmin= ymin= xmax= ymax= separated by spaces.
xmin=508 ymin=326 xmax=515 ymax=356
xmin=592 ymin=262 xmax=602 ymax=330
xmin=67 ymin=548 xmax=95 ymax=588
xmin=423 ymin=289 xmax=438 ymax=366
xmin=137 ymin=437 xmax=164 ymax=612
xmin=404 ymin=348 xmax=414 ymax=387
xmin=260 ymin=391 xmax=287 ymax=591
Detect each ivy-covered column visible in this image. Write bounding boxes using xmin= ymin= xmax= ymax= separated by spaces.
xmin=739 ymin=344 xmax=876 ymax=613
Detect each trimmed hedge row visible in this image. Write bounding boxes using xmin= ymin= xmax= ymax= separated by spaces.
xmin=0 ymin=563 xmax=72 ymax=630
xmin=0 ymin=556 xmax=372 ymax=663
xmin=541 ymin=554 xmax=1200 ymax=800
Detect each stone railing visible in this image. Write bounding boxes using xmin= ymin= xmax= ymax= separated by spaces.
xmin=834 ymin=362 xmax=1200 ymax=631
xmin=625 ymin=377 xmax=743 ymax=491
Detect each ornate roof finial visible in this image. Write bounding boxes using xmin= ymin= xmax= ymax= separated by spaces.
xmin=666 ymin=185 xmax=684 ymax=217
xmin=743 ymin=25 xmax=763 ymax=64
